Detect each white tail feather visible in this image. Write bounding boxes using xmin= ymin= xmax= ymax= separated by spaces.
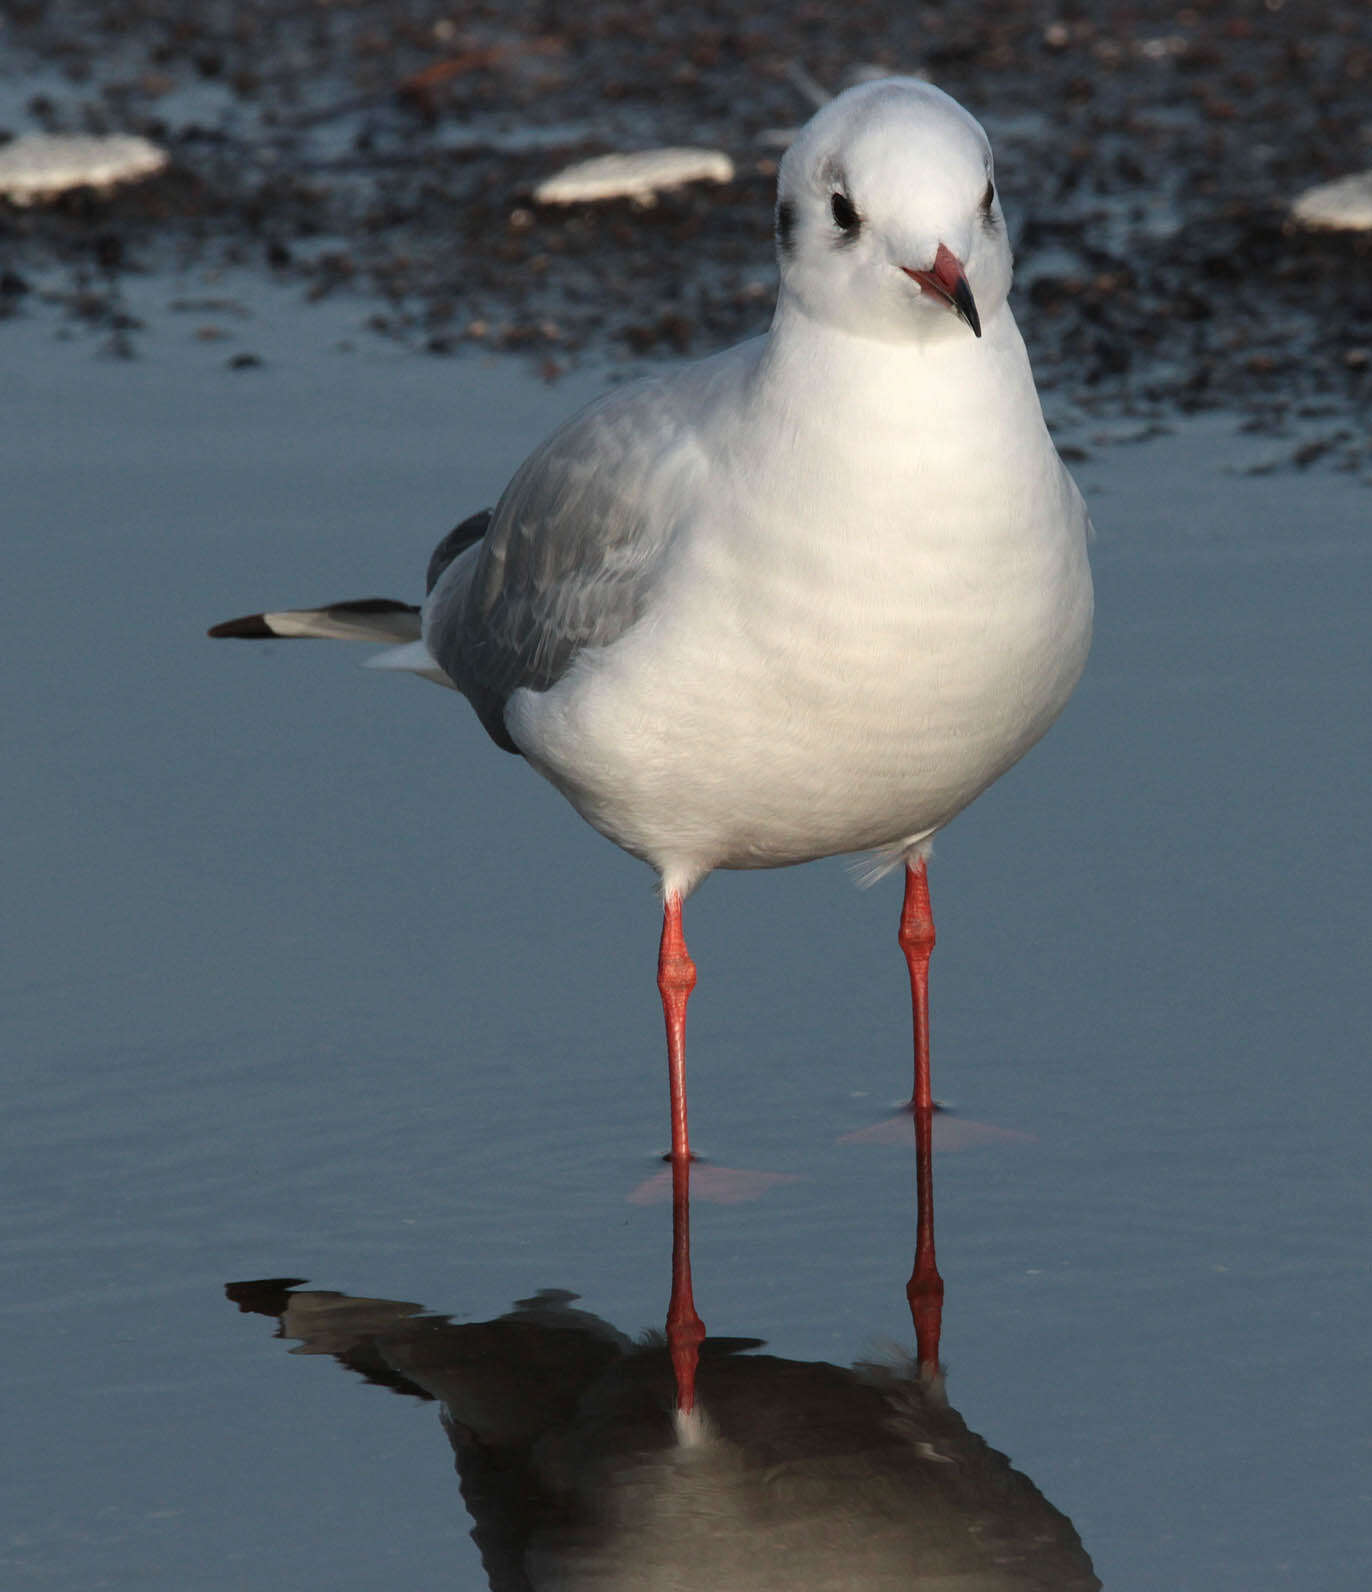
xmin=364 ymin=641 xmax=456 ymax=689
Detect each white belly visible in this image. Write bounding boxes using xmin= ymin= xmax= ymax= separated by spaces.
xmin=506 ymin=463 xmax=1093 ymax=894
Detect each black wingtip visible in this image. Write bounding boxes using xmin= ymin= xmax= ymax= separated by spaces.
xmin=427 ymin=508 xmax=494 ymax=594
xmin=208 ymin=613 xmax=275 ymax=638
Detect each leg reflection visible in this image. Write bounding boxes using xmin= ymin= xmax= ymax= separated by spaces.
xmin=666 ymin=1146 xmax=705 ymax=1413
xmin=907 ymin=1102 xmax=944 ymax=1376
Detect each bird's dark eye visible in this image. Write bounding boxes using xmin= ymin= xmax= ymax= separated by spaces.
xmin=830 ymin=191 xmax=860 ymax=233
xmin=981 ymin=178 xmax=996 ymax=213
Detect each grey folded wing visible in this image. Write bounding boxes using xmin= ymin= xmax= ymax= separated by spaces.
xmin=424 ymin=373 xmax=710 ymax=752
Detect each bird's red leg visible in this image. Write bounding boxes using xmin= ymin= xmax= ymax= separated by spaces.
xmin=659 ymin=891 xmax=704 ymax=1412
xmin=899 ymin=858 xmax=936 ymax=1112
xmin=899 ymin=858 xmax=944 ymax=1372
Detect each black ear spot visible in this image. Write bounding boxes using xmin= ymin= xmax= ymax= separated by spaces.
xmin=830 ymin=191 xmax=860 ymax=236
xmin=776 ymin=199 xmax=796 ymax=255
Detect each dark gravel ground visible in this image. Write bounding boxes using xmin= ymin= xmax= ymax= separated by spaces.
xmin=2 ymin=1 xmax=1369 ymax=460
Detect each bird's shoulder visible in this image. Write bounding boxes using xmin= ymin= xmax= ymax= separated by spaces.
xmin=426 ymin=339 xmax=761 ymax=727
xmin=480 ymin=338 xmax=760 ymax=596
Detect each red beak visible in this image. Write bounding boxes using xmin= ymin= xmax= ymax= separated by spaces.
xmin=903 ymin=243 xmax=981 ymax=338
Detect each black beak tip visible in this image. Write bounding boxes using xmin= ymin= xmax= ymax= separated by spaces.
xmin=952 ymin=278 xmax=982 ymax=339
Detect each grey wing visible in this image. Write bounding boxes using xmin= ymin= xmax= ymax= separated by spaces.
xmin=424 ymin=371 xmax=711 ymax=751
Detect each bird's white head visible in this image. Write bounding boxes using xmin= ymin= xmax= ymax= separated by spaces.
xmin=775 ymin=78 xmax=1012 ymax=345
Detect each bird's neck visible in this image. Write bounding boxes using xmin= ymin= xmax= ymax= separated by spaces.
xmin=726 ymin=296 xmax=1061 ymax=527
xmin=754 ymin=295 xmax=1039 ymax=441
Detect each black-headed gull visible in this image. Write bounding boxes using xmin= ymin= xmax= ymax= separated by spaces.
xmin=212 ymin=78 xmax=1094 ymax=1403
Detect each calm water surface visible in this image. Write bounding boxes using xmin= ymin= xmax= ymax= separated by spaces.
xmin=4 ymin=290 xmax=1369 ymax=1588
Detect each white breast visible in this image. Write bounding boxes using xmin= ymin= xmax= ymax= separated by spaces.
xmin=506 ymin=314 xmax=1093 ymax=895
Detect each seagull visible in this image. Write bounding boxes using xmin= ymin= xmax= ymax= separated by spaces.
xmin=211 ymin=78 xmax=1093 ymax=1394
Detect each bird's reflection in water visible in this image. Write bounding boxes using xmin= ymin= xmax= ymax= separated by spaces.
xmin=229 ymin=1275 xmax=1097 ymax=1590
xmin=228 ymin=1141 xmax=1099 ymax=1590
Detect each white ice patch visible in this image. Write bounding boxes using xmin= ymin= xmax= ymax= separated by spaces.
xmin=1289 ymin=171 xmax=1372 ymax=232
xmin=534 ymin=147 xmax=734 ymax=206
xmin=0 ymin=133 xmax=169 ymax=205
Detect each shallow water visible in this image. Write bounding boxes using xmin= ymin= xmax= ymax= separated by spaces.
xmin=4 ymin=287 xmax=1369 ymax=1589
